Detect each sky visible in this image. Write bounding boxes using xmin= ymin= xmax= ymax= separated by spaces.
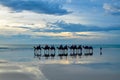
xmin=0 ymin=0 xmax=120 ymax=44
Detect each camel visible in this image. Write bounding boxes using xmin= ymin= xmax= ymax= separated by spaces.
xmin=69 ymin=45 xmax=77 ymax=58
xmin=77 ymin=45 xmax=82 ymax=56
xmin=34 ymin=45 xmax=42 ymax=58
xmin=42 ymin=45 xmax=50 ymax=59
xmin=83 ymin=46 xmax=93 ymax=56
xmin=71 ymin=45 xmax=77 ymax=57
xmin=63 ymin=45 xmax=68 ymax=59
xmin=50 ymin=45 xmax=56 ymax=59
xmin=57 ymin=45 xmax=64 ymax=59
xmin=33 ymin=44 xmax=94 ymax=60
xmin=69 ymin=45 xmax=74 ymax=57
xmin=89 ymin=46 xmax=93 ymax=55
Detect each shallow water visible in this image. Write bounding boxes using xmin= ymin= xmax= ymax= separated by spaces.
xmin=0 ymin=44 xmax=120 ymax=80
xmin=0 ymin=44 xmax=120 ymax=71
xmin=0 ymin=44 xmax=120 ymax=63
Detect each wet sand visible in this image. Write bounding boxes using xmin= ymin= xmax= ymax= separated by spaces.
xmin=0 ymin=45 xmax=120 ymax=80
xmin=0 ymin=61 xmax=47 ymax=80
xmin=0 ymin=60 xmax=120 ymax=80
xmin=41 ymin=64 xmax=120 ymax=80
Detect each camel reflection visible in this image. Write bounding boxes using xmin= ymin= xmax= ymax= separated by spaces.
xmin=34 ymin=44 xmax=101 ymax=60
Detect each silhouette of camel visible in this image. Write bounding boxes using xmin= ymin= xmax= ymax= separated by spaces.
xmin=69 ymin=45 xmax=74 ymax=57
xmin=57 ymin=45 xmax=64 ymax=59
xmin=34 ymin=45 xmax=42 ymax=58
xmin=42 ymin=45 xmax=50 ymax=59
xmin=69 ymin=45 xmax=77 ymax=58
xmin=63 ymin=45 xmax=68 ymax=59
xmin=50 ymin=45 xmax=56 ymax=59
xmin=73 ymin=45 xmax=77 ymax=57
xmin=77 ymin=45 xmax=82 ymax=56
xmin=33 ymin=44 xmax=95 ymax=60
xmin=83 ymin=46 xmax=93 ymax=56
xmin=89 ymin=46 xmax=93 ymax=56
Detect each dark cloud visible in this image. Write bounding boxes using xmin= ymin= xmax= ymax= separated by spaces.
xmin=46 ymin=21 xmax=120 ymax=32
xmin=15 ymin=21 xmax=120 ymax=33
xmin=0 ymin=0 xmax=71 ymax=15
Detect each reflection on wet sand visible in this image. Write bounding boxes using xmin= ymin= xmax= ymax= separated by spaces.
xmin=0 ymin=62 xmax=47 ymax=80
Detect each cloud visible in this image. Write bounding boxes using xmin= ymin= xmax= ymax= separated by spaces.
xmin=0 ymin=0 xmax=71 ymax=15
xmin=103 ymin=1 xmax=120 ymax=16
xmin=47 ymin=21 xmax=120 ymax=32
xmin=0 ymin=19 xmax=120 ymax=40
xmin=0 ymin=24 xmax=107 ymax=40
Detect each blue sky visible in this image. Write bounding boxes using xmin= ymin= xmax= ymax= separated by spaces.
xmin=0 ymin=0 xmax=120 ymax=44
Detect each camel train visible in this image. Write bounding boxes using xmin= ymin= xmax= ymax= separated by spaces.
xmin=34 ymin=44 xmax=93 ymax=59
